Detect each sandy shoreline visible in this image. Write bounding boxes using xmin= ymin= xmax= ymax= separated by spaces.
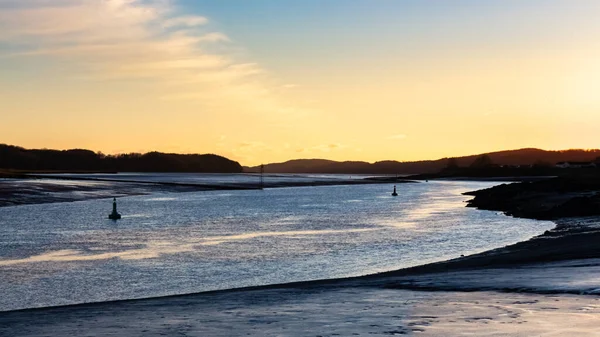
xmin=3 ymin=286 xmax=600 ymax=336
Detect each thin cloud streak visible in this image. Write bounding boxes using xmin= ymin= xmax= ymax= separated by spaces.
xmin=388 ymin=134 xmax=408 ymax=140
xmin=163 ymin=15 xmax=209 ymax=28
xmin=0 ymin=0 xmax=309 ymax=118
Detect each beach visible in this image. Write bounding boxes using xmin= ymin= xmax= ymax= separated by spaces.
xmin=3 ymin=286 xmax=600 ymax=336
xmin=2 ymin=178 xmax=600 ymax=336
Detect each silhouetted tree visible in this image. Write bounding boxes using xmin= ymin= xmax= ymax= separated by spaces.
xmin=533 ymin=160 xmax=552 ymax=168
xmin=470 ymin=155 xmax=494 ymax=169
xmin=446 ymin=158 xmax=459 ymax=169
xmin=0 ymin=144 xmax=243 ymax=173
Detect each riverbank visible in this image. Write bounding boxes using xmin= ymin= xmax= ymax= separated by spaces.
xmin=464 ymin=174 xmax=600 ymax=219
xmin=0 ymin=175 xmax=415 ymax=207
xmin=2 ymin=179 xmax=600 ymax=336
xmin=3 ymin=284 xmax=599 ymax=336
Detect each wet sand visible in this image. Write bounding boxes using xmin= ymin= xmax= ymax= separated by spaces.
xmin=2 ymin=280 xmax=600 ymax=336
xmin=2 ymin=287 xmax=600 ymax=337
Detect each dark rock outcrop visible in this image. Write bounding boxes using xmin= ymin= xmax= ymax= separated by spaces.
xmin=465 ymin=175 xmax=600 ymax=220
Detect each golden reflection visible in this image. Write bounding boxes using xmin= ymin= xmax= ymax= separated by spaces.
xmin=0 ymin=228 xmax=377 ymax=266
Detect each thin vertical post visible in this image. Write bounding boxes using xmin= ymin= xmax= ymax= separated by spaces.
xmin=260 ymin=164 xmax=264 ymax=190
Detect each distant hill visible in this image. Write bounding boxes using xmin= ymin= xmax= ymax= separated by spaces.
xmin=249 ymin=159 xmax=373 ymax=174
xmin=245 ymin=148 xmax=600 ymax=174
xmin=0 ymin=144 xmax=243 ymax=173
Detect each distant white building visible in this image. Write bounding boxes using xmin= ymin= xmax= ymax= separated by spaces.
xmin=555 ymin=161 xmax=597 ymax=169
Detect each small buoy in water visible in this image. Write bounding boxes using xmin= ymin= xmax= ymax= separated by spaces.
xmin=108 ymin=197 xmax=122 ymax=220
xmin=392 ymin=185 xmax=398 ymax=197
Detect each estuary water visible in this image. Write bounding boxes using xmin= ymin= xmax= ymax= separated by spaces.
xmin=0 ymin=179 xmax=553 ymax=311
xmin=36 ymin=172 xmax=376 ymax=187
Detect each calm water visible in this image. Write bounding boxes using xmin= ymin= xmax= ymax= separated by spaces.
xmin=38 ymin=172 xmax=379 ymax=186
xmin=0 ymin=180 xmax=553 ymax=311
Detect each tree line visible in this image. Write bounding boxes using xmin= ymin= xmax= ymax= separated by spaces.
xmin=0 ymin=144 xmax=243 ymax=173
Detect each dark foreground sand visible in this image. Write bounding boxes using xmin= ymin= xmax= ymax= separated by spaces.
xmin=3 ymin=286 xmax=600 ymax=336
xmin=2 ymin=216 xmax=600 ymax=336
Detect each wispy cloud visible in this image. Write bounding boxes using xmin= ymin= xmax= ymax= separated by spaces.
xmin=0 ymin=0 xmax=305 ymax=117
xmin=0 ymin=0 xmax=164 ymax=40
xmin=311 ymin=143 xmax=347 ymax=152
xmin=163 ymin=15 xmax=209 ymax=28
xmin=238 ymin=141 xmax=268 ymax=149
xmin=388 ymin=134 xmax=408 ymax=140
xmin=228 ymin=141 xmax=274 ymax=164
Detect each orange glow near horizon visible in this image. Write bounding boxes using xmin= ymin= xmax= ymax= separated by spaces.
xmin=2 ymin=1 xmax=600 ymax=166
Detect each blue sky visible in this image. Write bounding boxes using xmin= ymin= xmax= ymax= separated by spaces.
xmin=174 ymin=1 xmax=600 ymax=78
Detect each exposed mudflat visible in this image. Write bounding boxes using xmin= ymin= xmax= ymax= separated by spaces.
xmin=2 ymin=285 xmax=600 ymax=336
xmin=0 ymin=176 xmax=413 ymax=208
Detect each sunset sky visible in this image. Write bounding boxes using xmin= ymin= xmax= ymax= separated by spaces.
xmin=2 ymin=0 xmax=600 ymax=165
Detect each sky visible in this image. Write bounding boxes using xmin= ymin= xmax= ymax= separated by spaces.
xmin=1 ymin=0 xmax=600 ymax=166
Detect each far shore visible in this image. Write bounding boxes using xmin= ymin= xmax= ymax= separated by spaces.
xmin=0 ymin=174 xmax=417 ymax=208
xmin=1 ymin=170 xmax=559 ymax=209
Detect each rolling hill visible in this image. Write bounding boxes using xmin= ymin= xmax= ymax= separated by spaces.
xmin=245 ymin=148 xmax=600 ymax=174
xmin=0 ymin=144 xmax=243 ymax=173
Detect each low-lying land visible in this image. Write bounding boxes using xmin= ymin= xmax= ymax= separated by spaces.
xmin=0 ymin=175 xmax=415 ymax=207
xmin=3 ymin=285 xmax=599 ymax=337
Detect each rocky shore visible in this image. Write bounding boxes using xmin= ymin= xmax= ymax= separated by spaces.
xmin=464 ymin=175 xmax=600 ymax=220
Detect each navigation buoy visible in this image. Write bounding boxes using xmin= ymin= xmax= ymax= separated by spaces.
xmin=392 ymin=185 xmax=398 ymax=197
xmin=108 ymin=197 xmax=122 ymax=220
